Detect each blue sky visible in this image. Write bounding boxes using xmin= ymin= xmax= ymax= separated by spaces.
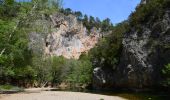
xmin=16 ymin=0 xmax=141 ymax=24
xmin=63 ymin=0 xmax=141 ymax=24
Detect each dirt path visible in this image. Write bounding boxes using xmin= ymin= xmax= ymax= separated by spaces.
xmin=0 ymin=91 xmax=126 ymax=100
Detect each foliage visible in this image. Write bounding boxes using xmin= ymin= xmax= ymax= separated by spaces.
xmin=129 ymin=0 xmax=170 ymax=27
xmin=0 ymin=84 xmax=23 ymax=91
xmin=50 ymin=56 xmax=66 ymax=83
xmin=0 ymin=0 xmax=62 ymax=87
xmin=60 ymin=8 xmax=114 ymax=32
xmin=27 ymin=55 xmax=92 ymax=86
xmin=162 ymin=64 xmax=170 ymax=86
xmin=0 ymin=0 xmax=19 ymax=18
xmin=101 ymin=18 xmax=112 ymax=32
xmin=65 ymin=55 xmax=92 ymax=84
xmin=0 ymin=84 xmax=13 ymax=90
xmin=90 ymin=22 xmax=129 ymax=69
xmin=0 ymin=0 xmax=93 ymax=88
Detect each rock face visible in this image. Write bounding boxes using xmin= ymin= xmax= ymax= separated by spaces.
xmin=45 ymin=13 xmax=100 ymax=59
xmin=29 ymin=13 xmax=101 ymax=59
xmin=93 ymin=9 xmax=170 ymax=89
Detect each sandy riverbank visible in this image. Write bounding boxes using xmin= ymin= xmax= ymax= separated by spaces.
xmin=0 ymin=91 xmax=126 ymax=100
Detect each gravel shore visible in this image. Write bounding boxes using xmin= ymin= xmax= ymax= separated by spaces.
xmin=0 ymin=91 xmax=126 ymax=100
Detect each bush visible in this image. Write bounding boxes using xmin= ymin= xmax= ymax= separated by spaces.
xmin=162 ymin=64 xmax=170 ymax=86
xmin=0 ymin=84 xmax=13 ymax=90
xmin=90 ymin=22 xmax=128 ymax=69
xmin=50 ymin=56 xmax=66 ymax=83
xmin=129 ymin=0 xmax=168 ymax=27
xmin=0 ymin=84 xmax=23 ymax=92
xmin=30 ymin=55 xmax=93 ymax=87
xmin=65 ymin=55 xmax=92 ymax=84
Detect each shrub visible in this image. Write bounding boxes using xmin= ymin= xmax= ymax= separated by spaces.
xmin=90 ymin=22 xmax=128 ymax=69
xmin=0 ymin=84 xmax=24 ymax=91
xmin=129 ymin=0 xmax=167 ymax=27
xmin=162 ymin=64 xmax=170 ymax=86
xmin=61 ymin=55 xmax=93 ymax=85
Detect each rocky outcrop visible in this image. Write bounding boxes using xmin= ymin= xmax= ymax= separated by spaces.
xmin=29 ymin=13 xmax=101 ymax=59
xmin=116 ymin=10 xmax=170 ymax=88
xmin=93 ymin=9 xmax=170 ymax=89
xmin=45 ymin=13 xmax=101 ymax=59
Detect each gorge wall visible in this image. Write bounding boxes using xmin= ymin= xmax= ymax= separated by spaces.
xmin=115 ymin=9 xmax=170 ymax=88
xmin=93 ymin=4 xmax=170 ymax=89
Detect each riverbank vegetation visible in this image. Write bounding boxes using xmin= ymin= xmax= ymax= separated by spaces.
xmin=0 ymin=0 xmax=94 ymax=88
xmin=0 ymin=0 xmax=114 ymax=88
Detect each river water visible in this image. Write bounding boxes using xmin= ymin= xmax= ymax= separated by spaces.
xmin=48 ymin=88 xmax=170 ymax=100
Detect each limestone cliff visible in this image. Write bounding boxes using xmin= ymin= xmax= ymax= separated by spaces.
xmin=29 ymin=13 xmax=101 ymax=59
xmin=115 ymin=9 xmax=170 ymax=88
xmin=93 ymin=4 xmax=170 ymax=89
xmin=45 ymin=13 xmax=101 ymax=59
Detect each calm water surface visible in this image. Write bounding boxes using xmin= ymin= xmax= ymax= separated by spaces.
xmin=48 ymin=88 xmax=170 ymax=100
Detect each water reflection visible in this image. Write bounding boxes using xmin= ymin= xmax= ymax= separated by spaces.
xmin=47 ymin=88 xmax=170 ymax=100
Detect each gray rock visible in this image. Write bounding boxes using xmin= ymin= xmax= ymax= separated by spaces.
xmin=93 ymin=9 xmax=170 ymax=89
xmin=29 ymin=13 xmax=102 ymax=59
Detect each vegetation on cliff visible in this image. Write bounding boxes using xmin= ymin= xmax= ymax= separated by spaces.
xmin=162 ymin=64 xmax=170 ymax=87
xmin=60 ymin=8 xmax=114 ymax=32
xmin=0 ymin=0 xmax=61 ymax=87
xmin=90 ymin=0 xmax=170 ymax=88
xmin=89 ymin=22 xmax=129 ymax=70
xmin=130 ymin=0 xmax=170 ymax=27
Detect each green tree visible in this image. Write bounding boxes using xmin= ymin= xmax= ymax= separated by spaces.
xmin=65 ymin=55 xmax=92 ymax=85
xmin=90 ymin=22 xmax=128 ymax=69
xmin=95 ymin=17 xmax=101 ymax=29
xmin=0 ymin=0 xmax=19 ymax=18
xmin=0 ymin=0 xmax=62 ymax=87
xmin=89 ymin=16 xmax=95 ymax=29
xmin=129 ymin=0 xmax=170 ymax=27
xmin=101 ymin=18 xmax=111 ymax=32
xmin=162 ymin=64 xmax=170 ymax=87
xmin=83 ymin=14 xmax=90 ymax=31
xmin=50 ymin=56 xmax=66 ymax=84
xmin=63 ymin=8 xmax=72 ymax=15
xmin=74 ymin=11 xmax=83 ymax=21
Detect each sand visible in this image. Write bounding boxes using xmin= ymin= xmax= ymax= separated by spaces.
xmin=0 ymin=91 xmax=126 ymax=100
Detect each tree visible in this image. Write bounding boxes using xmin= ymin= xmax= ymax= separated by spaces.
xmin=48 ymin=0 xmax=62 ymax=8
xmin=95 ymin=17 xmax=101 ymax=29
xmin=64 ymin=8 xmax=72 ymax=15
xmin=89 ymin=16 xmax=95 ymax=29
xmin=0 ymin=0 xmax=19 ymax=18
xmin=90 ymin=22 xmax=128 ymax=70
xmin=50 ymin=56 xmax=66 ymax=84
xmin=74 ymin=11 xmax=83 ymax=21
xmin=129 ymin=0 xmax=169 ymax=27
xmin=0 ymin=0 xmax=63 ymax=87
xmin=162 ymin=64 xmax=170 ymax=87
xmin=65 ymin=56 xmax=92 ymax=85
xmin=83 ymin=14 xmax=90 ymax=31
xmin=101 ymin=18 xmax=111 ymax=32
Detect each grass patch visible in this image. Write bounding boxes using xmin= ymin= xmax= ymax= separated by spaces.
xmin=0 ymin=84 xmax=24 ymax=92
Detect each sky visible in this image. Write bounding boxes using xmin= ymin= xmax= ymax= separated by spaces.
xmin=16 ymin=0 xmax=141 ymax=24
xmin=63 ymin=0 xmax=141 ymax=24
